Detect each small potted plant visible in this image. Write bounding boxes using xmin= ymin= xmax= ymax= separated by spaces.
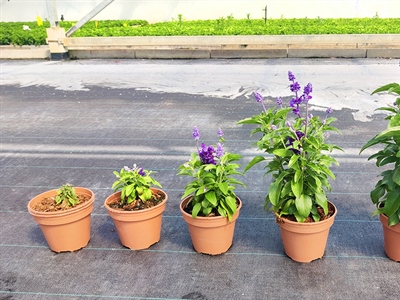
xmin=177 ymin=127 xmax=245 ymax=255
xmin=27 ymin=184 xmax=95 ymax=252
xmin=104 ymin=164 xmax=168 ymax=250
xmin=360 ymin=82 xmax=400 ymax=262
xmin=238 ymin=71 xmax=342 ymax=262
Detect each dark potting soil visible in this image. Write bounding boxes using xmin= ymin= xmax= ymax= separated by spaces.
xmin=107 ymin=190 xmax=165 ymax=211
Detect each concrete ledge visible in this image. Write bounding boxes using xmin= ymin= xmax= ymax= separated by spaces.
xmin=0 ymin=45 xmax=50 ymax=59
xmin=1 ymin=34 xmax=399 ymax=59
xmin=367 ymin=49 xmax=400 ymax=58
xmin=211 ymin=49 xmax=287 ymax=58
xmin=69 ymin=49 xmax=136 ymax=59
xmin=288 ymin=49 xmax=367 ymax=58
xmin=135 ymin=49 xmax=210 ymax=59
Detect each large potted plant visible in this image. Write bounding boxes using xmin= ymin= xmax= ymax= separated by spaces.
xmin=104 ymin=164 xmax=168 ymax=250
xmin=177 ymin=127 xmax=245 ymax=255
xmin=238 ymin=71 xmax=342 ymax=262
xmin=360 ymin=82 xmax=400 ymax=262
xmin=27 ymin=184 xmax=95 ymax=252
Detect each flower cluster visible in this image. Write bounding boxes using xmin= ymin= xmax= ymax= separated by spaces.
xmin=238 ymin=71 xmax=342 ymax=223
xmin=112 ymin=164 xmax=162 ymax=205
xmin=177 ymin=127 xmax=245 ymax=220
xmin=193 ymin=126 xmax=225 ymax=165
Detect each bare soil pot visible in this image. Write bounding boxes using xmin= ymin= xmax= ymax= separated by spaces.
xmin=180 ymin=196 xmax=242 ymax=255
xmin=277 ymin=201 xmax=337 ymax=263
xmin=27 ymin=187 xmax=95 ymax=253
xmin=379 ymin=214 xmax=400 ymax=262
xmin=104 ymin=188 xmax=168 ymax=250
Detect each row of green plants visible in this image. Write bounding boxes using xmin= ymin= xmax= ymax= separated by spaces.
xmin=1 ymin=17 xmax=399 ymax=46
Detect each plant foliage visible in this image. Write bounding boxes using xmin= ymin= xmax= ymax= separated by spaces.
xmin=1 ymin=17 xmax=399 ymax=46
xmin=55 ymin=184 xmax=79 ymax=207
xmin=238 ymin=72 xmax=342 ymax=222
xmin=360 ymin=83 xmax=400 ymax=226
xmin=112 ymin=164 xmax=162 ymax=205
xmin=177 ymin=127 xmax=245 ymax=221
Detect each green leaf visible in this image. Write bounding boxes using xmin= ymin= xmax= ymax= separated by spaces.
xmin=288 ymin=154 xmax=299 ymax=168
xmin=315 ymin=192 xmax=328 ymax=214
xmin=295 ymin=194 xmax=312 ymax=219
xmin=192 ymin=202 xmax=202 ymax=218
xmin=273 ymin=149 xmax=292 ymax=157
xmin=205 ymin=191 xmax=217 ymax=206
xmin=393 ymin=166 xmax=400 ymax=186
xmin=291 ymin=178 xmax=303 ymax=198
xmin=244 ymin=155 xmax=265 ymax=172
xmin=218 ymin=182 xmax=229 ymax=194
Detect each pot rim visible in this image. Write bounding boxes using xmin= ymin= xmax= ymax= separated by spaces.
xmin=276 ymin=201 xmax=337 ymax=226
xmin=104 ymin=187 xmax=168 ymax=215
xmin=27 ymin=187 xmax=95 ymax=217
xmin=179 ymin=195 xmax=242 ymax=221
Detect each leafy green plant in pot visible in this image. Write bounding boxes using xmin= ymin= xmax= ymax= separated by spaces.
xmin=27 ymin=184 xmax=95 ymax=252
xmin=177 ymin=127 xmax=245 ymax=255
xmin=238 ymin=71 xmax=342 ymax=262
xmin=104 ymin=164 xmax=168 ymax=250
xmin=360 ymin=82 xmax=400 ymax=261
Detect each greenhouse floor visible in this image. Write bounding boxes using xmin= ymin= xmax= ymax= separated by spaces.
xmin=0 ymin=58 xmax=399 ymax=300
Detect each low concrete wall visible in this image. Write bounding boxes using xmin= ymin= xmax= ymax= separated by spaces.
xmin=2 ymin=34 xmax=399 ymax=60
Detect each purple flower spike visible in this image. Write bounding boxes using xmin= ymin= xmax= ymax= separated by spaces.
xmin=290 ymin=82 xmax=301 ymax=93
xmin=217 ymin=128 xmax=224 ymax=137
xmin=192 ymin=126 xmax=200 ymax=141
xmin=216 ymin=142 xmax=224 ymax=158
xmin=138 ymin=168 xmax=146 ymax=176
xmin=326 ymin=107 xmax=333 ymax=115
xmin=304 ymin=83 xmax=313 ymax=95
xmin=199 ymin=143 xmax=216 ymax=165
xmin=276 ymin=97 xmax=283 ymax=107
xmin=288 ymin=71 xmax=296 ymax=82
xmin=253 ymin=92 xmax=263 ymax=103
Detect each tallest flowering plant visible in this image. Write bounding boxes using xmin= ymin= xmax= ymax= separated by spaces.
xmin=238 ymin=71 xmax=342 ymax=223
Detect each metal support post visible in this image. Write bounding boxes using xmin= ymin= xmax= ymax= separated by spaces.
xmin=263 ymin=5 xmax=268 ymax=23
xmin=66 ymin=0 xmax=115 ymax=37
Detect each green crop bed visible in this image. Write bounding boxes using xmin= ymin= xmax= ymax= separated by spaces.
xmin=1 ymin=17 xmax=399 ymax=46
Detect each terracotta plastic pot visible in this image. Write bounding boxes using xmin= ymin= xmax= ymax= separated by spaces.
xmin=180 ymin=196 xmax=242 ymax=255
xmin=27 ymin=187 xmax=95 ymax=253
xmin=277 ymin=202 xmax=337 ymax=263
xmin=104 ymin=188 xmax=168 ymax=250
xmin=379 ymin=214 xmax=400 ymax=262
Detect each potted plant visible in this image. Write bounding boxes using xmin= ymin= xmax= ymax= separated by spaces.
xmin=238 ymin=71 xmax=342 ymax=262
xmin=27 ymin=184 xmax=95 ymax=252
xmin=177 ymin=127 xmax=245 ymax=255
xmin=360 ymin=82 xmax=400 ymax=262
xmin=104 ymin=164 xmax=168 ymax=250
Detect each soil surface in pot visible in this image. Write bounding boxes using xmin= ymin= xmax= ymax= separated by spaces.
xmin=277 ymin=203 xmax=335 ymax=223
xmin=107 ymin=190 xmax=165 ymax=211
xmin=31 ymin=194 xmax=91 ymax=212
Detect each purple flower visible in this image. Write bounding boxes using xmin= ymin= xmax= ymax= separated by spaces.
xmin=271 ymin=124 xmax=277 ymax=130
xmin=198 ymin=143 xmax=216 ymax=164
xmin=290 ymin=82 xmax=301 ymax=93
xmin=326 ymin=107 xmax=333 ymax=115
xmin=286 ymin=131 xmax=304 ymax=154
xmin=217 ymin=128 xmax=224 ymax=137
xmin=288 ymin=71 xmax=296 ymax=82
xmin=303 ymin=83 xmax=313 ymax=95
xmin=290 ymin=97 xmax=301 ymax=107
xmin=292 ymin=108 xmax=301 ymax=117
xmin=192 ymin=126 xmax=200 ymax=141
xmin=276 ymin=97 xmax=283 ymax=107
xmin=138 ymin=168 xmax=146 ymax=176
xmin=253 ymin=92 xmax=263 ymax=103
xmin=216 ymin=142 xmax=224 ymax=158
